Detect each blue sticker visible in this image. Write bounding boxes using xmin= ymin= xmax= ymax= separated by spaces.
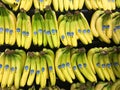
xmin=66 ymin=62 xmax=70 ymax=67
xmin=22 ymin=31 xmax=26 ymax=35
xmin=102 ymin=64 xmax=105 ymax=68
xmin=38 ymin=29 xmax=42 ymax=33
xmin=112 ymin=0 xmax=115 ymax=2
xmin=114 ymin=28 xmax=117 ymax=32
xmin=9 ymin=30 xmax=13 ymax=34
xmin=5 ymin=65 xmax=9 ymax=70
xmin=61 ymin=35 xmax=65 ymax=40
xmin=106 ymin=25 xmax=110 ymax=29
xmin=87 ymin=29 xmax=90 ymax=33
xmin=42 ymin=67 xmax=45 ymax=72
xmin=16 ymin=28 xmax=20 ymax=32
xmin=96 ymin=63 xmax=100 ymax=67
xmin=61 ymin=64 xmax=65 ymax=68
xmin=34 ymin=31 xmax=37 ymax=35
xmin=58 ymin=65 xmax=61 ymax=69
xmin=46 ymin=31 xmax=50 ymax=35
xmin=107 ymin=64 xmax=111 ymax=68
xmin=11 ymin=67 xmax=15 ymax=71
xmin=5 ymin=29 xmax=9 ymax=32
xmin=67 ymin=32 xmax=70 ymax=36
xmin=71 ymin=32 xmax=74 ymax=37
xmin=49 ymin=66 xmax=52 ymax=71
xmin=16 ymin=0 xmax=19 ymax=2
xmin=73 ymin=66 xmax=76 ymax=70
xmin=0 ymin=64 xmax=2 ymax=68
xmin=24 ymin=66 xmax=29 ymax=70
xmin=40 ymin=0 xmax=43 ymax=2
xmin=114 ymin=62 xmax=119 ymax=66
xmin=30 ymin=69 xmax=34 ymax=74
xmin=83 ymin=30 xmax=87 ymax=33
xmin=78 ymin=64 xmax=82 ymax=68
xmin=83 ymin=63 xmax=87 ymax=67
xmin=36 ymin=70 xmax=40 ymax=74
xmin=0 ymin=28 xmax=3 ymax=32
xmin=78 ymin=29 xmax=81 ymax=33
xmin=26 ymin=32 xmax=29 ymax=36
xmin=52 ymin=29 xmax=57 ymax=34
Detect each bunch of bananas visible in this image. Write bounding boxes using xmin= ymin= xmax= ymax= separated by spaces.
xmin=34 ymin=0 xmax=52 ymax=11
xmin=58 ymin=11 xmax=93 ymax=46
xmin=52 ymin=0 xmax=84 ymax=12
xmin=0 ymin=5 xmax=16 ymax=46
xmin=90 ymin=10 xmax=120 ymax=44
xmin=1 ymin=0 xmax=32 ymax=11
xmin=0 ymin=49 xmax=26 ymax=89
xmin=85 ymin=0 xmax=116 ymax=10
xmin=70 ymin=80 xmax=120 ymax=90
xmin=16 ymin=11 xmax=32 ymax=49
xmin=32 ymin=9 xmax=60 ymax=48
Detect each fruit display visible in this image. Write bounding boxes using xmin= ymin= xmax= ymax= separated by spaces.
xmin=0 ymin=46 xmax=119 ymax=89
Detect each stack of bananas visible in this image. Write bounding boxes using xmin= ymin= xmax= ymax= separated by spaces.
xmin=90 ymin=10 xmax=120 ymax=44
xmin=52 ymin=0 xmax=84 ymax=12
xmin=1 ymin=0 xmax=33 ymax=11
xmin=58 ymin=11 xmax=93 ymax=46
xmin=70 ymin=80 xmax=120 ymax=90
xmin=32 ymin=9 xmax=60 ymax=48
xmin=85 ymin=0 xmax=116 ymax=10
xmin=0 ymin=5 xmax=16 ymax=46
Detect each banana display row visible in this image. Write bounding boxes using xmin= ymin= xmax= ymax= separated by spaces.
xmin=70 ymin=80 xmax=120 ymax=90
xmin=1 ymin=0 xmax=120 ymax=12
xmin=0 ymin=46 xmax=120 ymax=89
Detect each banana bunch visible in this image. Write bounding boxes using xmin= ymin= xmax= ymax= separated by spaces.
xmin=116 ymin=0 xmax=120 ymax=8
xmin=52 ymin=0 xmax=85 ymax=12
xmin=85 ymin=0 xmax=116 ymax=10
xmin=90 ymin=10 xmax=120 ymax=44
xmin=1 ymin=0 xmax=32 ymax=11
xmin=0 ymin=49 xmax=26 ymax=89
xmin=33 ymin=0 xmax=52 ymax=11
xmin=16 ymin=11 xmax=32 ymax=49
xmin=55 ymin=47 xmax=97 ymax=84
xmin=0 ymin=5 xmax=16 ymax=46
xmin=58 ymin=11 xmax=93 ymax=46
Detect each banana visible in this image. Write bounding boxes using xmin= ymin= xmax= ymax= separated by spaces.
xmin=90 ymin=10 xmax=104 ymax=37
xmin=7 ymin=9 xmax=16 ymax=46
xmin=73 ymin=0 xmax=79 ymax=10
xmin=52 ymin=0 xmax=58 ymax=11
xmin=7 ymin=54 xmax=16 ymax=87
xmin=0 ymin=52 xmax=5 ymax=83
xmin=71 ymin=50 xmax=85 ymax=83
xmin=69 ymin=0 xmax=73 ymax=10
xmin=0 ymin=7 xmax=5 ymax=45
xmin=64 ymin=0 xmax=70 ymax=11
xmin=95 ymin=81 xmax=108 ymax=90
xmin=70 ymin=16 xmax=77 ymax=47
xmin=58 ymin=15 xmax=68 ymax=46
xmin=111 ymin=79 xmax=120 ymax=90
xmin=3 ymin=9 xmax=10 ymax=45
xmin=95 ymin=13 xmax=111 ymax=44
xmin=110 ymin=0 xmax=116 ymax=10
xmin=58 ymin=0 xmax=64 ymax=12
xmin=35 ymin=53 xmax=41 ymax=85
xmin=1 ymin=53 xmax=11 ymax=88
xmin=20 ymin=0 xmax=26 ymax=10
xmin=21 ymin=0 xmax=32 ymax=11
xmin=40 ymin=56 xmax=47 ymax=88
xmin=99 ymin=52 xmax=111 ymax=81
xmin=102 ymin=84 xmax=111 ymax=90
xmin=32 ymin=14 xmax=38 ymax=45
xmin=96 ymin=0 xmax=103 ymax=9
xmin=12 ymin=0 xmax=21 ymax=11
xmin=1 ymin=0 xmax=17 ymax=7
xmin=78 ymin=0 xmax=84 ymax=9
xmin=20 ymin=52 xmax=31 ymax=87
xmin=84 ymin=0 xmax=92 ymax=10
xmin=55 ymin=48 xmax=66 ymax=82
xmin=101 ymin=0 xmax=109 ymax=10
xmin=90 ymin=0 xmax=98 ymax=10
xmin=37 ymin=12 xmax=44 ymax=46
xmin=92 ymin=51 xmax=105 ymax=81
xmin=27 ymin=53 xmax=36 ymax=86
xmin=43 ymin=52 xmax=56 ymax=86
xmin=33 ymin=0 xmax=40 ymax=9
